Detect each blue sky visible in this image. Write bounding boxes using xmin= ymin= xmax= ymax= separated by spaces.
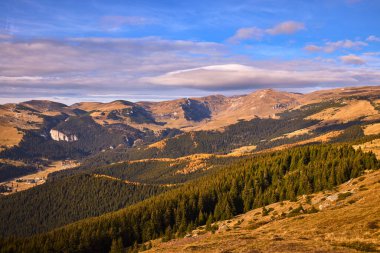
xmin=0 ymin=0 xmax=380 ymax=104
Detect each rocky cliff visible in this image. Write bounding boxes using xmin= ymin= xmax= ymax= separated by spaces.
xmin=49 ymin=129 xmax=78 ymax=142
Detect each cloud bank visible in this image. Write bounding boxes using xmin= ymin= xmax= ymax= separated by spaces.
xmin=145 ymin=64 xmax=379 ymax=90
xmin=304 ymin=39 xmax=368 ymax=53
xmin=1 ymin=35 xmax=379 ymax=103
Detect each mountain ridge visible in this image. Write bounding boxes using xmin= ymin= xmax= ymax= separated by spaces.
xmin=1 ymin=85 xmax=380 ymax=184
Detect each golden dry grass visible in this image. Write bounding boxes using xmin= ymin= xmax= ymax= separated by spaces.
xmin=148 ymin=139 xmax=168 ymax=150
xmin=146 ymin=170 xmax=380 ymax=253
xmin=354 ymin=138 xmax=380 ymax=158
xmin=284 ymin=128 xmax=311 ymax=138
xmin=0 ymin=125 xmax=23 ymax=151
xmin=71 ymin=101 xmax=132 ymax=112
xmin=307 ymin=100 xmax=379 ymax=123
xmin=229 ymin=145 xmax=257 ymax=155
xmin=364 ymin=123 xmax=380 ymax=136
xmin=271 ymin=128 xmax=312 ymax=142
xmin=263 ymin=131 xmax=342 ymax=153
xmin=174 ymin=159 xmax=209 ymax=175
xmin=0 ymin=104 xmax=44 ymax=151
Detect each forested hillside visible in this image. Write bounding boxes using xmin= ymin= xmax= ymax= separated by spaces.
xmin=80 ymin=116 xmax=320 ymax=167
xmin=0 ymin=174 xmax=169 ymax=237
xmin=77 ymin=99 xmax=380 ymax=169
xmin=1 ymin=144 xmax=377 ymax=253
xmin=49 ymin=154 xmax=245 ymax=185
xmin=1 ymin=92 xmax=379 ymax=170
xmin=0 ymin=115 xmax=126 ymax=160
xmin=0 ymin=114 xmax=181 ymax=162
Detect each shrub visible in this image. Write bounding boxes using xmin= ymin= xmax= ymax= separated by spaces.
xmin=262 ymin=206 xmax=270 ymax=216
xmin=306 ymin=206 xmax=319 ymax=214
xmin=367 ymin=221 xmax=379 ymax=230
xmin=287 ymin=205 xmax=304 ymax=217
xmin=248 ymin=221 xmax=269 ymax=230
xmin=337 ymin=192 xmax=352 ymax=200
xmin=306 ymin=195 xmax=312 ymax=204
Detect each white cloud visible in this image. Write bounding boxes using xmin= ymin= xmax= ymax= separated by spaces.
xmin=0 ymin=76 xmax=46 ymax=82
xmin=144 ymin=63 xmax=379 ymax=90
xmin=266 ymin=21 xmax=305 ymax=35
xmin=304 ymin=39 xmax=368 ymax=53
xmin=304 ymin=45 xmax=322 ymax=52
xmin=228 ymin=21 xmax=304 ymax=43
xmin=325 ymin=40 xmax=368 ymax=52
xmin=340 ymin=54 xmax=366 ymax=65
xmin=367 ymin=35 xmax=380 ymax=42
xmin=228 ymin=27 xmax=263 ymax=43
xmin=100 ymin=16 xmax=154 ymax=31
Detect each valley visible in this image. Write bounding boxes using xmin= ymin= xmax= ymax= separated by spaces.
xmin=0 ymin=160 xmax=78 ymax=195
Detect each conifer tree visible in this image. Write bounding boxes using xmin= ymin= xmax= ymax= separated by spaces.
xmin=109 ymin=237 xmax=123 ymax=253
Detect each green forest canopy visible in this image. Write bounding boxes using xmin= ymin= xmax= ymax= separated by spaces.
xmin=0 ymin=144 xmax=377 ymax=253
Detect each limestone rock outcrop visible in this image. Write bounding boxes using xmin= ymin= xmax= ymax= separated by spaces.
xmin=50 ymin=129 xmax=78 ymax=142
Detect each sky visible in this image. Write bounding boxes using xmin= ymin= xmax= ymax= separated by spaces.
xmin=0 ymin=0 xmax=380 ymax=104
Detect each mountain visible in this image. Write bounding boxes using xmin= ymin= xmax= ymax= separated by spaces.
xmin=0 ymin=86 xmax=380 ymax=252
xmin=1 ymin=86 xmax=380 ymax=182
xmin=1 ymin=86 xmax=379 ymax=153
xmin=69 ymin=89 xmax=303 ymax=131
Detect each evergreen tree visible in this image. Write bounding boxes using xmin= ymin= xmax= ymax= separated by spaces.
xmin=109 ymin=237 xmax=123 ymax=253
xmin=205 ymin=214 xmax=213 ymax=231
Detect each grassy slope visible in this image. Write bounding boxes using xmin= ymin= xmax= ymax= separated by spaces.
xmin=147 ymin=170 xmax=380 ymax=253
